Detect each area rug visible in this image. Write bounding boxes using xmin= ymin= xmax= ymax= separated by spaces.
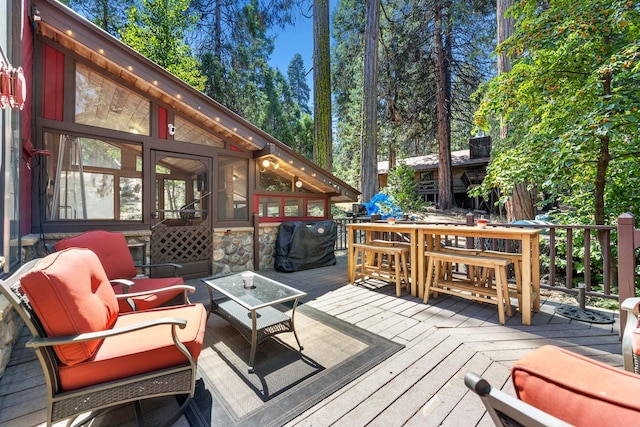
xmin=183 ymin=303 xmax=404 ymax=427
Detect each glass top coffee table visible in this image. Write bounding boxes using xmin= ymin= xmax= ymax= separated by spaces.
xmin=202 ymin=272 xmax=307 ymax=373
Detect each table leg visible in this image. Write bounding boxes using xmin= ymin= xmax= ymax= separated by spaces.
xmin=248 ymin=310 xmax=258 ymax=373
xmin=531 ymin=236 xmax=541 ymax=312
xmin=291 ymin=299 xmax=304 ymax=351
xmin=417 ymin=231 xmax=425 ymax=298
xmin=409 ymin=229 xmax=418 ymax=296
xmin=348 ymin=228 xmax=355 ymax=284
xmin=521 ymin=237 xmax=533 ymax=325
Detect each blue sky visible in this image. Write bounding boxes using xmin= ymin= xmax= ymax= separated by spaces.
xmin=268 ymin=1 xmax=338 ymax=89
xmin=269 ymin=13 xmax=314 ymax=78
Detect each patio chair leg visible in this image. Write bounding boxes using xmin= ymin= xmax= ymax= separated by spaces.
xmin=134 ymin=400 xmax=144 ymax=426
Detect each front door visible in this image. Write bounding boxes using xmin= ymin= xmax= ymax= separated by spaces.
xmin=150 ymin=151 xmax=212 ymax=279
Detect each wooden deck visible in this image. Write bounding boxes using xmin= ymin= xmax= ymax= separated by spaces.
xmin=0 ymin=251 xmax=622 ymax=426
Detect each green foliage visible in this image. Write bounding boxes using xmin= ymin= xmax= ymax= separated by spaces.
xmin=381 ymin=163 xmax=425 ymax=212
xmin=474 ymin=0 xmax=640 ymax=225
xmin=119 ymin=0 xmax=206 ymax=90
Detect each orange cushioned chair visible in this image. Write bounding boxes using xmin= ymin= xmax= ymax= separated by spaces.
xmin=467 ymin=345 xmax=640 ymax=427
xmin=54 ymin=230 xmax=190 ymax=312
xmin=0 ymin=248 xmax=207 ymax=427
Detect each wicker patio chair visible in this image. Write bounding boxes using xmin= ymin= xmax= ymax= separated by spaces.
xmin=0 ymin=248 xmax=207 ymax=427
xmin=54 ymin=230 xmax=191 ymax=312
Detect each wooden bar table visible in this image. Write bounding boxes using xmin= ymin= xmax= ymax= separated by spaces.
xmin=346 ymin=222 xmax=419 ymax=295
xmin=414 ymin=224 xmax=541 ymax=325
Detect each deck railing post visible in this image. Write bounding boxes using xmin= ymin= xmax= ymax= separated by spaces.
xmin=617 ymin=213 xmax=638 ymax=337
xmin=466 ymin=212 xmax=475 ymax=249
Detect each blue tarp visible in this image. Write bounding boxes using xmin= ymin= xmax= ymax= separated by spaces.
xmin=365 ymin=193 xmax=402 ymax=219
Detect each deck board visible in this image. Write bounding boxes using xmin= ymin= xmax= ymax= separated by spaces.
xmin=0 ymin=251 xmax=624 ymax=426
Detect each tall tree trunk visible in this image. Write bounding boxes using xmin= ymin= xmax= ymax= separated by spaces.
xmin=596 ymin=50 xmax=615 ymax=286
xmin=360 ymin=0 xmax=381 ymax=202
xmin=313 ymin=0 xmax=332 ymax=171
xmin=497 ymin=0 xmax=535 ymax=220
xmin=434 ymin=0 xmax=455 ymax=209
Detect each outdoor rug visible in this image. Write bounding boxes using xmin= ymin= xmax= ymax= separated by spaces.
xmin=183 ymin=303 xmax=404 ymax=427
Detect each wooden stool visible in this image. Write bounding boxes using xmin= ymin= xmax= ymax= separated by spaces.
xmin=424 ymin=250 xmax=513 ymax=324
xmin=353 ymin=243 xmax=410 ymax=296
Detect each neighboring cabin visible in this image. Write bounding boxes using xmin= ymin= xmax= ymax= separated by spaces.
xmin=377 ymin=137 xmax=497 ymax=212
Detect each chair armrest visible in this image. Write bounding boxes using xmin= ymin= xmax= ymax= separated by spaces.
xmin=464 ymin=372 xmax=572 ymax=427
xmin=622 ymin=297 xmax=640 ymax=372
xmin=136 ymin=262 xmax=183 ymax=277
xmin=110 ymin=278 xmax=135 ymax=291
xmin=25 ymin=317 xmax=188 ymax=348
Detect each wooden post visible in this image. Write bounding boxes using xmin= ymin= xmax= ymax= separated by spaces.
xmin=253 ymin=213 xmax=260 ymax=271
xmin=617 ymin=213 xmax=638 ymax=338
xmin=466 ymin=212 xmax=475 ymax=249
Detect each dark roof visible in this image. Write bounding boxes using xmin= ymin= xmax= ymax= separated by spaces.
xmin=378 ymin=150 xmax=490 ymax=174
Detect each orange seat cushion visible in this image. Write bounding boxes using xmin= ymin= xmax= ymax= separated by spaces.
xmin=512 ymin=345 xmax=640 ymax=426
xmin=54 ymin=230 xmax=138 ymax=279
xmin=115 ymin=276 xmax=185 ymax=312
xmin=20 ymin=248 xmax=119 ymax=366
xmin=58 ymin=304 xmax=207 ymax=391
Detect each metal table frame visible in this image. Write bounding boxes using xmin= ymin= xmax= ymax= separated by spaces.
xmin=202 ymin=272 xmax=306 ymax=372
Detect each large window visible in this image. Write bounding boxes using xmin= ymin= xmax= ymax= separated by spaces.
xmin=174 ymin=116 xmax=224 ymax=148
xmin=44 ymin=133 xmax=142 ymax=220
xmin=75 ymin=63 xmax=150 ymax=135
xmin=218 ymin=156 xmax=248 ymax=221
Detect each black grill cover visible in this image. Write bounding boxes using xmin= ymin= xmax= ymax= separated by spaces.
xmin=274 ymin=221 xmax=337 ymax=272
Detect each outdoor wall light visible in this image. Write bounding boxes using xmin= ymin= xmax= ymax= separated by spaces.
xmin=295 ymin=179 xmax=303 ymax=189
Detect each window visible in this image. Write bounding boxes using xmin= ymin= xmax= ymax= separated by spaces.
xmin=307 ymin=199 xmax=326 ymax=217
xmin=174 ymin=116 xmax=224 ymax=148
xmin=218 ymin=156 xmax=248 ymax=221
xmin=256 ymin=195 xmax=328 ymax=222
xmin=75 ymin=63 xmax=150 ymax=135
xmin=44 ymin=133 xmax=142 ymax=221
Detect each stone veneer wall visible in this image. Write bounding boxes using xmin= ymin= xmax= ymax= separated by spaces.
xmin=0 ymin=225 xmax=282 ymax=377
xmin=211 ymin=223 xmax=280 ymax=275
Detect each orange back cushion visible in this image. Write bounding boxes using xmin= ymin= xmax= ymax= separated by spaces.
xmin=54 ymin=230 xmax=137 ymax=280
xmin=20 ymin=248 xmax=120 ymax=366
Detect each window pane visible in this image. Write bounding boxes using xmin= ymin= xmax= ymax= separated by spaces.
xmin=174 ymin=116 xmax=224 ymax=148
xmin=45 ymin=133 xmax=142 ymax=221
xmin=258 ymin=167 xmax=291 ymax=192
xmin=258 ymin=196 xmax=281 ymax=218
xmin=120 ymin=177 xmax=142 ymax=220
xmin=75 ymin=63 xmax=150 ymax=135
xmin=55 ymin=171 xmax=115 ymax=219
xmin=163 ymin=179 xmax=187 ymax=219
xmin=307 ymin=200 xmax=325 ymax=217
xmin=284 ymin=199 xmax=301 ymax=217
xmin=218 ymin=157 xmax=248 ymax=220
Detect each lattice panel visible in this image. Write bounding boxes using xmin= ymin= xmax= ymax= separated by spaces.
xmin=150 ymin=224 xmax=212 ymax=264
